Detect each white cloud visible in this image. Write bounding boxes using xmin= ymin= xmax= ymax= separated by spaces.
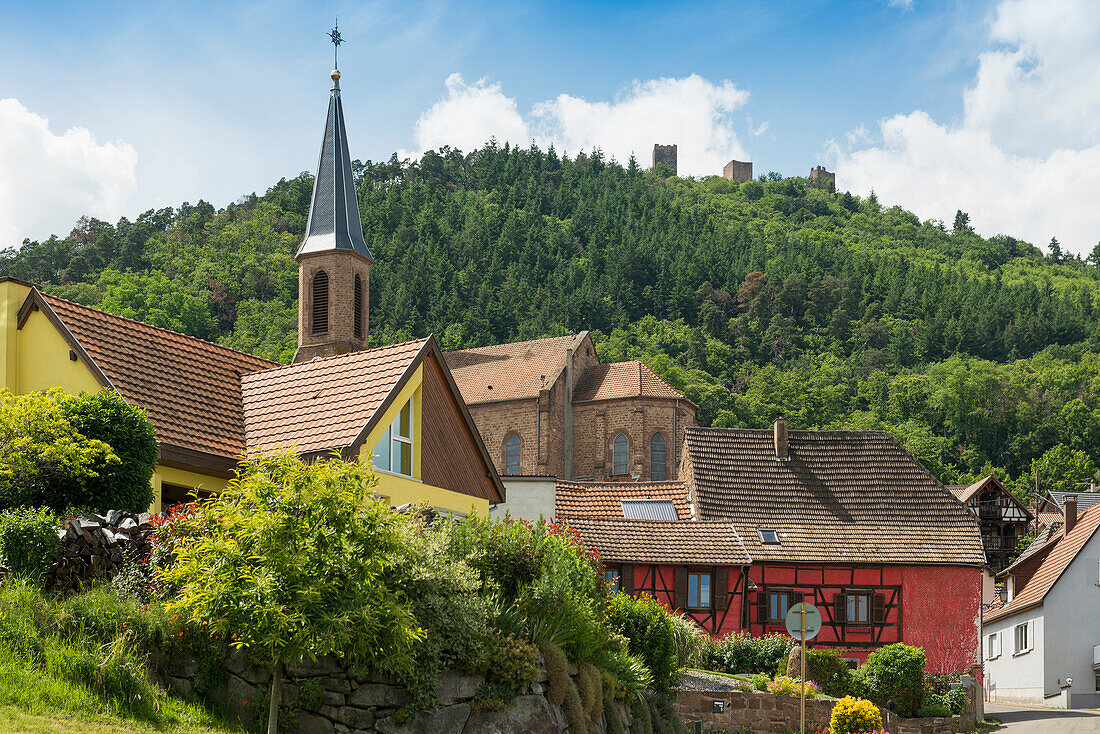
xmin=0 ymin=99 xmax=137 ymax=246
xmin=408 ymin=73 xmax=751 ymax=176
xmin=885 ymin=0 xmax=914 ymax=9
xmin=835 ymin=0 xmax=1100 ymax=255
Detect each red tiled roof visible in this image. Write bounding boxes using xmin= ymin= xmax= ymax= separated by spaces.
xmin=241 ymin=339 xmax=427 ymax=455
xmin=556 ymin=480 xmax=692 ymax=520
xmin=572 ymin=361 xmax=691 ymax=404
xmin=445 ymin=334 xmax=579 ymax=404
xmin=567 ymin=518 xmax=751 ymax=565
xmin=986 ymin=503 xmax=1100 ymax=622
xmin=946 ymin=485 xmax=970 ymax=502
xmin=41 ymin=292 xmax=278 ymax=459
xmin=684 ymin=427 xmax=986 ymax=566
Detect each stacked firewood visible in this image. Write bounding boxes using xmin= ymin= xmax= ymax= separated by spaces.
xmin=43 ymin=510 xmax=155 ymax=591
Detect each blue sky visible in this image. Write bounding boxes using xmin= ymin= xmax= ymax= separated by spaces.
xmin=2 ymin=0 xmax=1099 ymax=254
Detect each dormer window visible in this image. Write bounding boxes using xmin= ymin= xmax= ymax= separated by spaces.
xmin=372 ymin=397 xmax=414 ymax=477
xmin=760 ymin=529 xmax=780 ymax=545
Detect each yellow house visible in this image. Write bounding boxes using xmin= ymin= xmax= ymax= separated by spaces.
xmin=1 ymin=276 xmax=503 ymax=514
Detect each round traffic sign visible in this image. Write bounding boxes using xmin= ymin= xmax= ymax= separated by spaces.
xmin=784 ymin=602 xmax=822 ymax=640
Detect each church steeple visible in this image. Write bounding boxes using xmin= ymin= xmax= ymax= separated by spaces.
xmin=294 ymin=35 xmax=372 ymax=364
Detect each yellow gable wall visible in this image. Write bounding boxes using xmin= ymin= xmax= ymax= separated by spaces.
xmin=0 ymin=280 xmax=228 ymax=512
xmin=357 ymin=363 xmax=490 ymax=516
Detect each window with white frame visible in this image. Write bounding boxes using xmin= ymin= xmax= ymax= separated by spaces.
xmin=1013 ymin=622 xmax=1031 ymax=654
xmin=372 ymin=398 xmax=414 ymax=477
xmin=986 ymin=632 xmax=1001 ymax=660
xmin=687 ymin=572 xmax=711 ymax=609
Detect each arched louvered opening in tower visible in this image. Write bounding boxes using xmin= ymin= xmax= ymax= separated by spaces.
xmin=354 ymin=274 xmax=363 ymax=339
xmin=312 ymin=270 xmax=329 ymax=334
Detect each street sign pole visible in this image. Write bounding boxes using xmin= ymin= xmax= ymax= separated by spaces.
xmin=800 ymin=604 xmax=806 ymax=734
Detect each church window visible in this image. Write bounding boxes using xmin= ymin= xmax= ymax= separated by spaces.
xmin=651 ymin=432 xmax=667 ymax=480
xmin=311 ymin=271 xmax=329 ymax=334
xmin=504 ymin=434 xmax=520 ymax=475
xmin=612 ymin=433 xmax=628 ymax=475
xmin=354 ymin=274 xmax=363 ymax=339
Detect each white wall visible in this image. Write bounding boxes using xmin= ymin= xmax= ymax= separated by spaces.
xmin=1042 ymin=528 xmax=1100 ymax=709
xmin=984 ymin=605 xmax=1045 ymax=705
xmin=489 ymin=476 xmax=557 ymax=521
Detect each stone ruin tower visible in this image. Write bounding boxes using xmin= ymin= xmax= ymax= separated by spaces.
xmin=809 ymin=165 xmax=835 ymax=187
xmin=652 ymin=144 xmax=677 ymax=175
xmin=723 ymin=159 xmax=753 ymax=183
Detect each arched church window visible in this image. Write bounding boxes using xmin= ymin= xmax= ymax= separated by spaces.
xmin=612 ymin=433 xmax=629 ymax=475
xmin=651 ymin=432 xmax=667 ymax=481
xmin=504 ymin=434 xmax=520 ymax=475
xmin=353 ymin=274 xmax=363 ymax=339
xmin=312 ymin=270 xmax=329 ymax=334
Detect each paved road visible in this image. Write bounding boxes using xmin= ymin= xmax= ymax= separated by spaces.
xmin=987 ymin=703 xmax=1100 ymax=732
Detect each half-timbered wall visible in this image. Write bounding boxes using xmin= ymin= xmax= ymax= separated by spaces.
xmin=608 ymin=561 xmax=979 ymax=673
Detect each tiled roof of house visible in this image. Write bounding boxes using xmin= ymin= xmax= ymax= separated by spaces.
xmin=986 ymin=503 xmax=1100 ymax=622
xmin=555 ymin=481 xmax=692 ymax=520
xmin=567 ymin=518 xmax=751 ymax=565
xmin=683 ymin=427 xmax=986 ymax=566
xmin=445 ymin=334 xmax=579 ymax=404
xmin=572 ymin=361 xmax=691 ymax=404
xmin=946 ymin=485 xmax=969 ymax=502
xmin=1046 ymin=490 xmax=1100 ymax=514
xmin=1037 ymin=511 xmax=1064 ymax=528
xmin=241 ymin=339 xmax=427 ymax=455
xmin=42 ymin=293 xmax=278 ymax=459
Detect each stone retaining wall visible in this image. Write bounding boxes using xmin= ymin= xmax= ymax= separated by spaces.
xmin=675 ymin=689 xmax=976 ymax=734
xmin=163 ymin=649 xmax=632 ymax=734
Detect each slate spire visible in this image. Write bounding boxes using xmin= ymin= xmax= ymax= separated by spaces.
xmin=296 ymin=68 xmax=373 ymax=261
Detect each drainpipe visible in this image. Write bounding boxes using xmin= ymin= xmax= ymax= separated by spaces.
xmin=564 ymin=346 xmax=574 ymax=480
xmin=535 ymin=395 xmax=541 ymax=467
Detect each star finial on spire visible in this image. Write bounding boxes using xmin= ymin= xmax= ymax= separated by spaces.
xmin=329 ymin=20 xmax=343 ymax=70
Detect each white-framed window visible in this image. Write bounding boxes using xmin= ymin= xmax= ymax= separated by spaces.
xmin=1013 ymin=621 xmax=1033 ymax=655
xmin=612 ymin=433 xmax=629 ymax=475
xmin=1006 ymin=575 xmax=1015 ymax=603
xmin=760 ymin=529 xmax=781 ymax=545
xmin=650 ymin=432 xmax=667 ymax=481
xmin=372 ymin=398 xmax=414 ymax=477
xmin=986 ymin=632 xmax=1001 ymax=660
xmin=846 ymin=593 xmax=871 ymax=624
xmin=504 ymin=434 xmax=520 ymax=476
xmin=1095 ymin=673 xmax=1100 ymax=693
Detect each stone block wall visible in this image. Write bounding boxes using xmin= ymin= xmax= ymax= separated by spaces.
xmin=723 ymin=160 xmax=753 ymax=183
xmin=675 ymin=689 xmax=974 ymax=734
xmin=652 ymin=144 xmax=677 ymax=175
xmin=163 ymin=649 xmax=633 ymax=734
xmin=571 ymin=398 xmax=695 ymax=481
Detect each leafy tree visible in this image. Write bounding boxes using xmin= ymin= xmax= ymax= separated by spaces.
xmin=0 ymin=389 xmax=117 ymax=510
xmin=158 ymin=453 xmax=420 ymax=734
xmin=1033 ymin=444 xmax=1097 ymax=494
xmin=1048 ymin=236 xmax=1064 ymax=264
xmin=952 ymin=210 xmax=972 ymax=233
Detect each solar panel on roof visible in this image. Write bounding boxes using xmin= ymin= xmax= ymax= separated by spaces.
xmin=621 ymin=499 xmax=677 ymax=521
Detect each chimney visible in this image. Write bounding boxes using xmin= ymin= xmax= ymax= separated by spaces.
xmin=774 ymin=415 xmax=789 ymax=461
xmin=1064 ymin=494 xmax=1078 ymax=535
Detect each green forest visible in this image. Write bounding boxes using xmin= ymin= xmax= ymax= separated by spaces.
xmin=5 ymin=143 xmax=1100 ymax=501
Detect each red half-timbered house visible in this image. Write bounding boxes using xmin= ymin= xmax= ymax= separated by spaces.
xmin=562 ymin=419 xmax=987 ymax=673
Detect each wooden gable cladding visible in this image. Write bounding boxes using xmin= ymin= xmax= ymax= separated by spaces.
xmin=420 ymin=351 xmax=503 ymax=503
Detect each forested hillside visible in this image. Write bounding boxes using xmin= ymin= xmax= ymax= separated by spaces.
xmin=5 ymin=143 xmax=1100 ymax=499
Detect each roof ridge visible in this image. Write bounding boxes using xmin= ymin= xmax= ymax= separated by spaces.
xmin=242 ymin=337 xmax=430 ymax=378
xmin=446 ymin=332 xmax=577 ymax=354
xmin=42 ymin=291 xmax=278 ymax=367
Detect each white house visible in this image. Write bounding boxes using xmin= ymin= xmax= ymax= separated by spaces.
xmin=983 ymin=496 xmax=1100 ymax=708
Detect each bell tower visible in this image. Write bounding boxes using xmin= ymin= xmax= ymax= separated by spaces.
xmin=293 ymin=36 xmax=373 ymax=364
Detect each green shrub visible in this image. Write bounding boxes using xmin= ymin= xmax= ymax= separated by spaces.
xmin=539 ymin=638 xmax=570 ymax=706
xmin=766 ymin=675 xmax=819 ymax=698
xmin=806 ymin=648 xmax=855 ymax=698
xmin=630 ymin=696 xmax=653 ymax=734
xmin=668 ymin=612 xmax=705 ymax=669
xmin=829 ymin=695 xmax=883 ymax=734
xmin=60 ymin=390 xmax=157 ymax=513
xmin=607 ymin=591 xmax=677 ymax=691
xmin=696 ymin=631 xmax=794 ymax=675
xmin=0 ymin=506 xmax=60 ymax=580
xmin=562 ymin=678 xmax=587 ymax=733
xmin=482 ymin=633 xmax=540 ymax=704
xmin=915 ymin=697 xmax=951 ymax=718
xmin=750 ymin=672 xmax=769 ymax=691
xmin=854 ymin=643 xmax=926 ymax=718
xmin=943 ymin=686 xmax=968 ymax=714
xmin=599 ymin=637 xmax=653 ymax=697
xmin=472 ymin=679 xmax=515 ymax=713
